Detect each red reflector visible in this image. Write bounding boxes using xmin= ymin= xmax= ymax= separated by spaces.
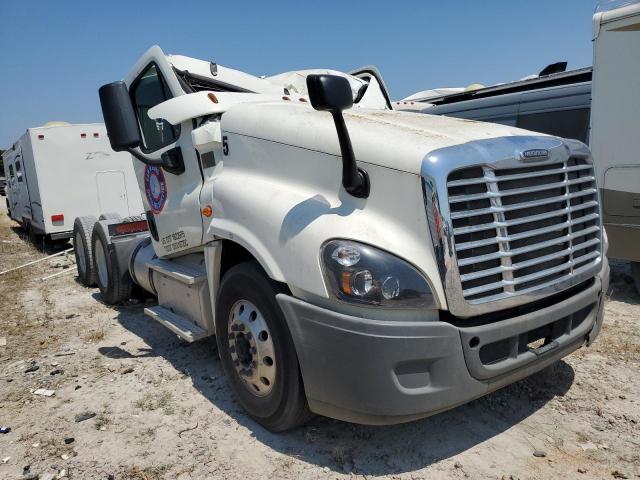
xmin=51 ymin=214 xmax=64 ymax=222
xmin=93 ymin=133 xmax=99 ymax=138
xmin=38 ymin=134 xmax=45 ymax=140
xmin=114 ymin=220 xmax=148 ymax=235
xmin=80 ymin=133 xmax=86 ymax=138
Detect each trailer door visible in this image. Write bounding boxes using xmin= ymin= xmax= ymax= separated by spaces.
xmin=10 ymin=145 xmax=31 ymax=222
xmin=96 ymin=171 xmax=130 ymax=216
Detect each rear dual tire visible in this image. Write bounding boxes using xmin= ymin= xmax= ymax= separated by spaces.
xmin=74 ymin=216 xmax=98 ymax=286
xmin=91 ymin=225 xmax=133 ymax=305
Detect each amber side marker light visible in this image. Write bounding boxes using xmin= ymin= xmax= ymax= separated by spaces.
xmin=341 ymin=271 xmax=352 ymax=295
xmin=201 ymin=206 xmax=213 ymax=217
xmin=208 ymin=93 xmax=219 ymax=104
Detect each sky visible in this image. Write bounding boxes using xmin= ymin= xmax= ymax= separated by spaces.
xmin=0 ymin=0 xmax=601 ymax=148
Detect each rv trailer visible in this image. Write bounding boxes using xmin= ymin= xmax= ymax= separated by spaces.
xmin=2 ymin=122 xmax=144 ymax=242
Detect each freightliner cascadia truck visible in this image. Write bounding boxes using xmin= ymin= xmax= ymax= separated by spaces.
xmin=74 ymin=45 xmax=609 ymax=431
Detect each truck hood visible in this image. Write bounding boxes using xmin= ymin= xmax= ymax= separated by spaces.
xmin=222 ymin=102 xmax=547 ymax=175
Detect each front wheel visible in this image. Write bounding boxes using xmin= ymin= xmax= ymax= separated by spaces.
xmin=215 ymin=261 xmax=312 ymax=432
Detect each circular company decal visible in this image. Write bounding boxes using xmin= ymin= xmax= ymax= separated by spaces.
xmin=144 ymin=165 xmax=167 ymax=214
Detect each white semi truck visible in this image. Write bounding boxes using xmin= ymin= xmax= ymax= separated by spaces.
xmin=2 ymin=122 xmax=143 ymax=243
xmin=76 ymin=45 xmax=609 ymax=431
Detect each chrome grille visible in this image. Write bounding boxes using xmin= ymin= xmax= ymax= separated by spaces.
xmin=446 ymin=158 xmax=601 ymax=303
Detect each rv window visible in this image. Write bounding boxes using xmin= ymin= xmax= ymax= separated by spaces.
xmin=8 ymin=165 xmax=14 ymax=177
xmin=15 ymin=160 xmax=22 ymax=182
xmin=130 ymin=63 xmax=179 ymax=153
xmin=517 ymin=108 xmax=590 ymax=143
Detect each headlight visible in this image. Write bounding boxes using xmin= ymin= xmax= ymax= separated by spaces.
xmin=321 ymin=239 xmax=436 ymax=308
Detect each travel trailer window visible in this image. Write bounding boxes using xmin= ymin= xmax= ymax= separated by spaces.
xmin=8 ymin=164 xmax=14 ymax=178
xmin=130 ymin=63 xmax=179 ymax=153
xmin=15 ymin=160 xmax=23 ymax=182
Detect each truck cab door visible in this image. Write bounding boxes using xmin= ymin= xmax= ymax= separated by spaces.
xmin=124 ymin=46 xmax=205 ymax=257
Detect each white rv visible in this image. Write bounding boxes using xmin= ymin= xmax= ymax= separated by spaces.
xmin=2 ymin=122 xmax=143 ymax=242
xmin=591 ymin=0 xmax=640 ymax=289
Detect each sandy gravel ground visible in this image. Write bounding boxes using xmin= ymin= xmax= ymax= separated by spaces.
xmin=0 ymin=200 xmax=639 ymax=480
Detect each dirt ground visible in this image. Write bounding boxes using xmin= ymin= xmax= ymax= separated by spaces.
xmin=0 ymin=201 xmax=639 ymax=480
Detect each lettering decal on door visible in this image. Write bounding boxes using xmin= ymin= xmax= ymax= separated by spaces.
xmin=144 ymin=165 xmax=167 ymax=214
xmin=160 ymin=229 xmax=188 ymax=252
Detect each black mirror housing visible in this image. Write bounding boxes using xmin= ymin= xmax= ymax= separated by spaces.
xmin=305 ymin=74 xmax=369 ymax=199
xmin=98 ymin=81 xmax=141 ymax=152
xmin=306 ymin=74 xmax=353 ymax=113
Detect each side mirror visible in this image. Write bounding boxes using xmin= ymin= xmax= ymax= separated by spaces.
xmin=306 ymin=74 xmax=369 ymax=199
xmin=98 ymin=81 xmax=141 ymax=152
xmin=306 ymin=75 xmax=354 ymax=112
xmin=98 ymin=81 xmax=184 ymax=175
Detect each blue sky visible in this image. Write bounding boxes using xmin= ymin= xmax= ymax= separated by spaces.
xmin=0 ymin=0 xmax=600 ymax=148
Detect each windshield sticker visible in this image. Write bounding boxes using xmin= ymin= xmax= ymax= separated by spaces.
xmin=144 ymin=165 xmax=167 ymax=214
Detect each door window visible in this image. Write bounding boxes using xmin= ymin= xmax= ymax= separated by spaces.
xmin=130 ymin=63 xmax=179 ymax=152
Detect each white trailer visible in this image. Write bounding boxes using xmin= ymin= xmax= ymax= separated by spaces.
xmin=2 ymin=122 xmax=143 ymax=242
xmin=79 ymin=46 xmax=609 ymax=431
xmin=591 ymin=0 xmax=640 ymax=290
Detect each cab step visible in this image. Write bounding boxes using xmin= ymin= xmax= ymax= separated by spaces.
xmin=147 ymin=258 xmax=206 ymax=285
xmin=144 ymin=305 xmax=208 ymax=342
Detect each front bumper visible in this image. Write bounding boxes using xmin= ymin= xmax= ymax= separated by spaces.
xmin=277 ymin=259 xmax=609 ymax=425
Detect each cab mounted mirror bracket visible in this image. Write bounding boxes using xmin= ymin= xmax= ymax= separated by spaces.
xmin=306 ymin=74 xmax=370 ymax=199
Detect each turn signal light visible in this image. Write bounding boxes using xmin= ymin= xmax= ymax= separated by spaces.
xmin=201 ymin=206 xmax=213 ymax=217
xmin=51 ymin=214 xmax=64 ymax=222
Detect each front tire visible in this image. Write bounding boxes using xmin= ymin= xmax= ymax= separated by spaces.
xmin=91 ymin=226 xmax=133 ymax=305
xmin=215 ymin=261 xmax=312 ymax=432
xmin=73 ymin=216 xmax=98 ymax=286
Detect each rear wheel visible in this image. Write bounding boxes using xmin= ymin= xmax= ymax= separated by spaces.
xmin=91 ymin=226 xmax=133 ymax=304
xmin=73 ymin=216 xmax=98 ymax=286
xmin=631 ymin=262 xmax=640 ymax=295
xmin=215 ymin=261 xmax=312 ymax=432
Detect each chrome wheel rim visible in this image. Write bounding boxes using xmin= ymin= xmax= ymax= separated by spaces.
xmin=75 ymin=232 xmax=86 ymax=275
xmin=94 ymin=240 xmax=108 ymax=288
xmin=227 ymin=300 xmax=276 ymax=397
